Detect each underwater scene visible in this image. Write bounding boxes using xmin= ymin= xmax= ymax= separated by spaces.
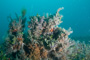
xmin=0 ymin=0 xmax=90 ymax=60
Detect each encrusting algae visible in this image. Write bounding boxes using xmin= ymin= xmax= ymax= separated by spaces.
xmin=0 ymin=7 xmax=90 ymax=60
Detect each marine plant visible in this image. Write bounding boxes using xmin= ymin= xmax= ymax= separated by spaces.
xmin=0 ymin=7 xmax=90 ymax=60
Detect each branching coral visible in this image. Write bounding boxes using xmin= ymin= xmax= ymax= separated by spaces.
xmin=2 ymin=12 xmax=26 ymax=60
xmin=26 ymin=7 xmax=75 ymax=60
xmin=0 ymin=7 xmax=90 ymax=60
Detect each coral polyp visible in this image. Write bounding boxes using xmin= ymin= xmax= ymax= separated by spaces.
xmin=0 ymin=7 xmax=90 ymax=60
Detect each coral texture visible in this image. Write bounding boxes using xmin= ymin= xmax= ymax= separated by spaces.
xmin=0 ymin=7 xmax=90 ymax=60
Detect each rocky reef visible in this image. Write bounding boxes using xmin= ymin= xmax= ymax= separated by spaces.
xmin=0 ymin=7 xmax=90 ymax=60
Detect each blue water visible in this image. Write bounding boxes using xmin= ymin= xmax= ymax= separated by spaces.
xmin=0 ymin=0 xmax=90 ymax=44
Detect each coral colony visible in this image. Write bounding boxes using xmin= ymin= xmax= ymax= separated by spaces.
xmin=0 ymin=7 xmax=90 ymax=60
